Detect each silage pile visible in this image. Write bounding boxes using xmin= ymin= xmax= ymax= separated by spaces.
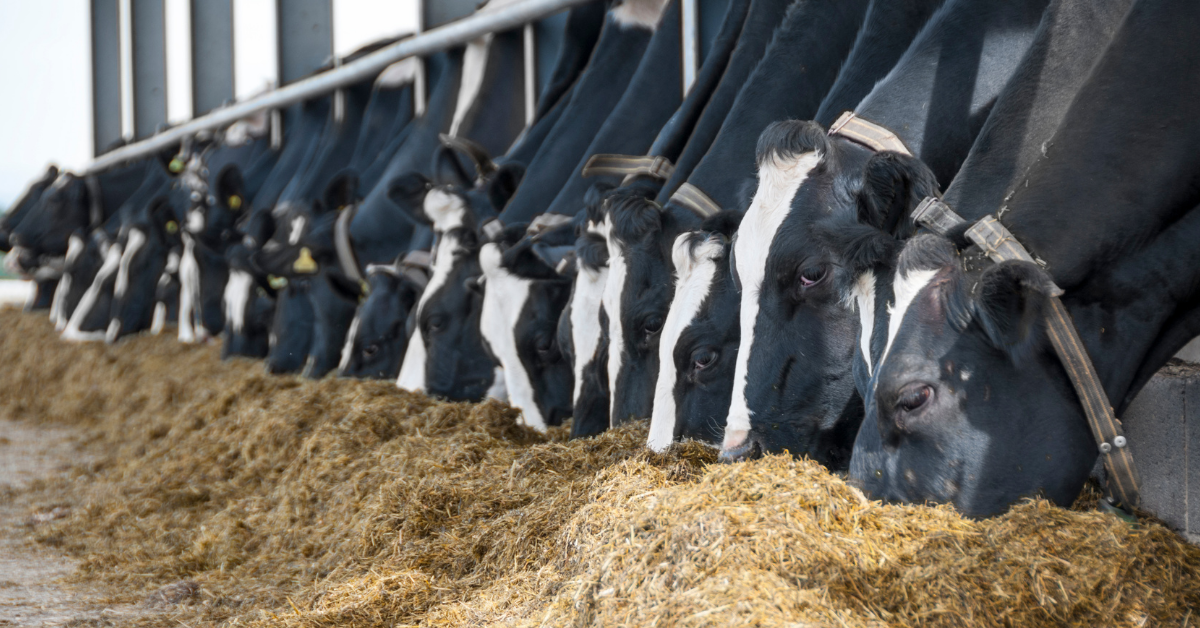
xmin=0 ymin=309 xmax=1196 ymax=627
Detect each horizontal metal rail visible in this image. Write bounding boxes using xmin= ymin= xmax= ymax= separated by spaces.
xmin=84 ymin=0 xmax=596 ymax=174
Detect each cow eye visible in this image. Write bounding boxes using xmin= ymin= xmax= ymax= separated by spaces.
xmin=643 ymin=315 xmax=664 ymax=335
xmin=427 ymin=314 xmax=448 ymax=333
xmin=535 ymin=335 xmax=556 ymax=361
xmin=691 ymin=346 xmax=718 ymax=371
xmin=363 ymin=343 xmax=379 ymax=357
xmin=798 ymin=265 xmax=828 ymax=288
xmin=896 ymin=384 xmax=932 ymax=413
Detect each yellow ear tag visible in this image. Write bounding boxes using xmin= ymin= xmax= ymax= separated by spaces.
xmin=168 ymin=158 xmax=184 ymax=173
xmin=293 ymin=247 xmax=319 ymax=274
xmin=268 ymin=275 xmax=289 ymax=289
xmin=165 ymin=220 xmax=179 ymax=234
xmin=228 ymin=195 xmax=243 ymax=210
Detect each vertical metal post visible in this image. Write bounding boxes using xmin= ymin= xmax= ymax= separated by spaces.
xmin=681 ymin=0 xmax=698 ymax=96
xmin=276 ymin=0 xmax=333 ymax=85
xmin=131 ymin=0 xmax=169 ymax=139
xmin=92 ymin=0 xmax=124 ymax=155
xmin=523 ymin=23 xmax=537 ymax=124
xmin=191 ymin=0 xmax=235 ymax=115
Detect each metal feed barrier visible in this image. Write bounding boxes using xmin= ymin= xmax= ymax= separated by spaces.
xmin=84 ymin=0 xmax=598 ymax=175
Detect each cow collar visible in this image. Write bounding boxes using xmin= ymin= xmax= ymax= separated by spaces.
xmin=334 ymin=203 xmax=366 ymax=289
xmin=913 ymin=197 xmax=1142 ymax=513
xmin=828 ymin=111 xmax=912 ymax=157
xmin=582 ymin=154 xmax=676 ymax=184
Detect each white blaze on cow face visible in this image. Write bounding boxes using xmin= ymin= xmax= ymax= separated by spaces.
xmin=422 ymin=189 xmax=467 ymax=231
xmin=878 ymin=268 xmax=939 ymax=373
xmin=151 ymin=301 xmax=168 ymax=335
xmin=114 ymin=228 xmax=146 ymax=300
xmin=648 ymin=233 xmax=723 ymax=452
xmin=62 ymin=242 xmax=123 ymax=342
xmin=338 ymin=312 xmax=362 ymax=374
xmin=853 ymin=270 xmax=877 ymax=377
xmin=51 ymin=234 xmax=87 ymax=331
xmin=600 ymin=214 xmax=628 ymax=427
xmin=396 ymin=233 xmax=461 ymax=392
xmin=479 ymin=243 xmax=543 ymax=430
xmin=287 ymin=216 xmax=307 ymax=245
xmin=613 ymin=0 xmax=672 ymax=30
xmin=570 ymin=263 xmax=608 ymax=405
xmin=724 ymin=150 xmax=822 ymax=451
xmin=223 ymin=269 xmax=254 ymax=335
xmin=178 ymin=235 xmax=202 ymax=343
xmin=187 ymin=208 xmax=205 ymax=234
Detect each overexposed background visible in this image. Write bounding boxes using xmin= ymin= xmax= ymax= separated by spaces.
xmin=0 ymin=0 xmax=418 ymax=210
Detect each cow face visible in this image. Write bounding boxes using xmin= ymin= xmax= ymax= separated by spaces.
xmin=10 ymin=173 xmax=89 ymax=259
xmin=184 ymin=160 xmax=246 ymax=247
xmin=561 ymin=192 xmax=612 ymax=438
xmin=252 ymin=173 xmax=358 ymax=282
xmin=61 ymin=233 xmax=121 ymax=342
xmin=222 ymin=243 xmax=275 ymax=359
xmin=106 ymin=197 xmax=184 ymax=343
xmin=0 ymin=165 xmax=58 ymax=252
xmin=265 ymin=280 xmax=315 ymax=374
xmin=478 ymin=228 xmax=575 ymax=431
xmin=392 ymin=164 xmax=519 ymax=402
xmin=722 ymin=121 xmax=937 ymax=469
xmin=647 ymin=216 xmax=741 ymax=452
xmin=849 ymin=234 xmax=1094 ymax=517
xmin=601 ymin=188 xmax=703 ymax=427
xmin=338 ymin=261 xmax=426 ymax=379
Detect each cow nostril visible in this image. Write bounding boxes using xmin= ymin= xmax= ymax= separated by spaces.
xmin=718 ymin=433 xmax=762 ymax=463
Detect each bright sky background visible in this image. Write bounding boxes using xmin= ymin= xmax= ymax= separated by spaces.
xmin=0 ymin=0 xmax=418 ymax=209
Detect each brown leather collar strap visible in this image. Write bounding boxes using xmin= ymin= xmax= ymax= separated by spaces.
xmin=828 ymin=111 xmax=912 ymax=156
xmin=669 ymin=182 xmax=721 ymax=218
xmin=582 ymin=154 xmax=676 ymax=181
xmin=527 ymin=212 xmax=574 ymax=237
xmin=914 ymin=198 xmax=1142 ymax=510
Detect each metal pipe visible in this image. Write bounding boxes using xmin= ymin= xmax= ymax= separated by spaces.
xmin=85 ymin=0 xmax=595 ymax=174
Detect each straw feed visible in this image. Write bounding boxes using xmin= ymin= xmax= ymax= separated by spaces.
xmin=0 ymin=309 xmax=1196 ymax=627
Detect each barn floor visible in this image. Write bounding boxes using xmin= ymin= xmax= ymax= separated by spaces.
xmin=0 ymin=308 xmax=1197 ymax=627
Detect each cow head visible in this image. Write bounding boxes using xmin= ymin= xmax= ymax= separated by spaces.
xmin=478 ymin=218 xmax=576 ymax=431
xmin=106 ymin=196 xmax=184 ymax=342
xmin=10 ymin=172 xmax=89 ymax=259
xmin=646 ymin=211 xmax=742 ymax=452
xmin=849 ymin=234 xmax=1093 ymax=517
xmin=601 ymin=187 xmax=705 ymax=427
xmin=338 ymin=257 xmax=428 ymax=379
xmin=222 ymin=242 xmax=275 ymax=359
xmin=559 ymin=184 xmax=613 ymax=439
xmin=253 ymin=172 xmax=359 ymax=285
xmin=722 ymin=120 xmax=937 ymax=469
xmin=0 ymin=165 xmax=59 ymax=252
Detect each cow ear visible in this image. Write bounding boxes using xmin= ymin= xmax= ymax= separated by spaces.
xmin=856 ymin=152 xmax=939 ymax=237
xmin=487 ymin=162 xmax=525 ymax=212
xmin=216 ymin=165 xmax=246 ymax=212
xmin=432 ymin=144 xmax=474 ymax=187
xmin=974 ymin=260 xmax=1056 ymax=363
xmin=387 ymin=173 xmax=432 ymax=224
xmin=583 ymin=182 xmax=614 ymax=224
xmin=323 ymin=170 xmax=359 ymax=212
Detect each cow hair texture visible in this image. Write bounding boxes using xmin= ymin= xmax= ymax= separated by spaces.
xmin=605 ymin=186 xmax=662 ymax=242
xmin=583 ymin=183 xmax=616 ymax=225
xmin=854 ymin=152 xmax=939 ymax=238
xmin=974 ymin=259 xmax=1057 ymax=365
xmin=755 ymin=120 xmax=829 ymax=171
xmin=576 ymin=233 xmax=609 ymax=272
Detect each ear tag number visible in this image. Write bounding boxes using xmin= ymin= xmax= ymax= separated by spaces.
xmin=293 ymin=247 xmax=319 ymax=274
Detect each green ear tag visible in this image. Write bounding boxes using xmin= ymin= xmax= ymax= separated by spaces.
xmin=293 ymin=247 xmax=319 ymax=274
xmin=165 ymin=220 xmax=179 ymax=234
xmin=228 ymin=195 xmax=243 ymax=210
xmin=168 ymin=158 xmax=184 ymax=173
xmin=268 ymin=275 xmax=289 ymax=289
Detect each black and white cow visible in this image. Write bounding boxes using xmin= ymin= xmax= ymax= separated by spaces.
xmin=0 ymin=165 xmax=61 ymax=310
xmin=478 ymin=217 xmax=576 ymax=430
xmin=337 ymin=253 xmax=428 ymax=379
xmin=720 ymin=0 xmax=1051 ymax=466
xmin=848 ymin=0 xmax=1190 ymax=517
xmin=646 ymin=211 xmax=741 ymax=450
xmin=602 ymin=0 xmax=872 ymax=428
xmin=106 ymin=194 xmax=186 ymax=342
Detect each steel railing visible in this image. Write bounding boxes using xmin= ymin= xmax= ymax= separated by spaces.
xmin=84 ymin=0 xmax=596 ymax=175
